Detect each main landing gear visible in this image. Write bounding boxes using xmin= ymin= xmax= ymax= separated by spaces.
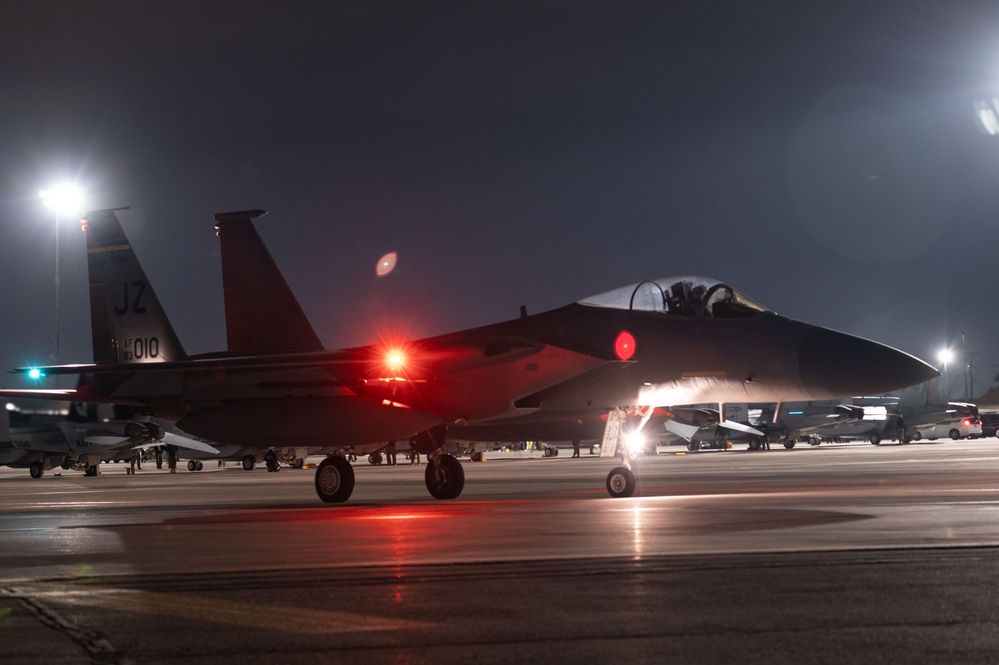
xmin=313 ymin=425 xmax=463 ymax=503
xmin=315 ymin=455 xmax=355 ymax=503
xmin=312 ymin=447 xmax=466 ymax=503
xmin=425 ymin=450 xmax=464 ymax=499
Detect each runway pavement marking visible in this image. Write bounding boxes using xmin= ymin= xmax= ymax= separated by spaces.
xmin=28 ymin=587 xmax=438 ymax=634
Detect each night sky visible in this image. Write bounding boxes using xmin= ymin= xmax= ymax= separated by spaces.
xmin=3 ymin=1 xmax=999 ymax=400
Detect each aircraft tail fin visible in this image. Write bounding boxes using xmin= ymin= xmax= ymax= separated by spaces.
xmin=82 ymin=209 xmax=187 ymax=365
xmin=213 ymin=210 xmax=324 ymax=353
xmin=925 ymin=377 xmax=941 ymax=404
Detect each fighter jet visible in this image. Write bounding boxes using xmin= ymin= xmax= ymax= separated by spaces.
xmin=217 ymin=209 xmax=938 ymax=493
xmin=4 ymin=208 xmax=938 ymax=502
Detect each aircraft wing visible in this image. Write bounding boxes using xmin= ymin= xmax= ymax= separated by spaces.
xmin=664 ymin=419 xmax=702 ymax=440
xmin=6 ymin=332 xmax=614 ymax=421
xmin=718 ymin=420 xmax=764 ymax=437
xmin=144 ymin=432 xmax=220 ymax=455
xmin=10 ymin=337 xmax=591 ymax=381
xmin=663 ymin=407 xmax=764 ymax=441
xmin=0 ymin=388 xmax=79 ymax=397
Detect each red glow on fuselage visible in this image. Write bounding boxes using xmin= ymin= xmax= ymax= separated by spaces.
xmin=615 ymin=331 xmax=636 ymax=361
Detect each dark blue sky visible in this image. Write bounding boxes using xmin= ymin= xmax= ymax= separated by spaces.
xmin=2 ymin=1 xmax=999 ymax=399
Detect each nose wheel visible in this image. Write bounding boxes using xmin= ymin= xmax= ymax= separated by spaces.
xmin=606 ymin=465 xmax=636 ymax=498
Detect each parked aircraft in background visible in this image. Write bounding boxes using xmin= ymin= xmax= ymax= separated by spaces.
xmin=855 ymin=384 xmax=981 ymax=443
xmin=0 ymin=406 xmax=218 ymax=478
xmin=786 ymin=404 xmax=895 ymax=446
xmin=3 ymin=208 xmax=938 ymax=502
xmin=661 ymin=402 xmax=864 ymax=451
xmin=757 ymin=403 xmax=867 ymax=447
xmin=663 ymin=405 xmax=764 ymax=451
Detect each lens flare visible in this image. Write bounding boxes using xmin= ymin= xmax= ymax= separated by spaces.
xmin=385 ymin=350 xmax=405 ymax=371
xmin=376 ymin=252 xmax=397 ymax=277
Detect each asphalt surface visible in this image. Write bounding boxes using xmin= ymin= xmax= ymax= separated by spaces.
xmin=3 ymin=439 xmax=999 ymax=664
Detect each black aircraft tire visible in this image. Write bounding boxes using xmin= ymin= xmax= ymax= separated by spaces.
xmin=869 ymin=433 xmax=881 ymax=445
xmin=29 ymin=462 xmax=44 ymax=479
xmin=606 ymin=466 xmax=636 ymax=498
xmin=196 ymin=460 xmax=204 ymax=471
xmin=187 ymin=460 xmax=196 ymax=471
xmin=315 ymin=456 xmax=355 ymax=503
xmin=425 ymin=455 xmax=465 ymax=500
xmin=242 ymin=456 xmax=255 ymax=471
xmin=783 ymin=440 xmax=796 ymax=449
xmin=748 ymin=437 xmax=762 ymax=451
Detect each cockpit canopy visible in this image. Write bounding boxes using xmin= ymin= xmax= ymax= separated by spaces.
xmin=578 ymin=276 xmax=769 ymax=318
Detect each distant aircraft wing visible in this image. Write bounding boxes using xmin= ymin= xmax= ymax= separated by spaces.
xmin=146 ymin=432 xmax=220 ymax=455
xmin=719 ymin=420 xmax=764 ymax=437
xmin=664 ymin=419 xmax=702 ymax=440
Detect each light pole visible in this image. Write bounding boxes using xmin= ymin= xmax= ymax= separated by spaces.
xmin=938 ymin=347 xmax=953 ymax=400
xmin=38 ymin=184 xmax=84 ymax=362
xmin=961 ymin=331 xmax=978 ymax=402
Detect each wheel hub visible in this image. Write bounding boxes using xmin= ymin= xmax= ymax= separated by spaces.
xmin=318 ymin=467 xmax=341 ymax=494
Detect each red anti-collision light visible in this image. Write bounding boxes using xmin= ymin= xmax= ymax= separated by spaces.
xmin=615 ymin=331 xmax=636 ymax=361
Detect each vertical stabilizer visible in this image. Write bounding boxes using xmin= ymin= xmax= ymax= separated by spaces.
xmin=924 ymin=376 xmax=941 ymax=404
xmin=214 ymin=210 xmax=324 ymax=353
xmin=83 ymin=209 xmax=187 ymax=364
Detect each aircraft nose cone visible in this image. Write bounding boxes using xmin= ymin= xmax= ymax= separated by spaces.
xmin=799 ymin=327 xmax=938 ymax=396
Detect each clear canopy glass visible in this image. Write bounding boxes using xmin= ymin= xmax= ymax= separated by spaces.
xmin=578 ymin=276 xmax=768 ymax=318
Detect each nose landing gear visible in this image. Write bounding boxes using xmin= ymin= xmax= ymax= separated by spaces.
xmin=606 ymin=465 xmax=636 ymax=498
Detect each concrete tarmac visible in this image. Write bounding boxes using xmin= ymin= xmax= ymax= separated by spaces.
xmin=3 ymin=439 xmax=999 ymax=664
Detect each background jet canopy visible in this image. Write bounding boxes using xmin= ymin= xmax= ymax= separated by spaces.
xmin=578 ymin=276 xmax=769 ymax=319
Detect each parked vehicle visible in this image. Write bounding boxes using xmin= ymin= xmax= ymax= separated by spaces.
xmin=980 ymin=413 xmax=999 ymax=438
xmin=910 ymin=417 xmax=982 ymax=441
